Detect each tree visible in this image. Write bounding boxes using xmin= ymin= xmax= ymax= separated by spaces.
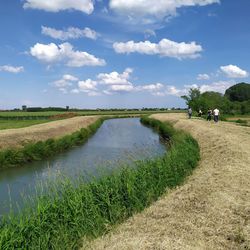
xmin=225 ymin=83 xmax=250 ymax=102
xmin=181 ymin=88 xmax=202 ymax=112
xmin=182 ymin=89 xmax=232 ymax=114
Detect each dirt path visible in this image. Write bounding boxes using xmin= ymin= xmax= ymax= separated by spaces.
xmin=0 ymin=116 xmax=99 ymax=150
xmin=86 ymin=113 xmax=250 ymax=250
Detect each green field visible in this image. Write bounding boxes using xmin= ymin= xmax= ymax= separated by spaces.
xmin=0 ymin=120 xmax=51 ymax=130
xmin=0 ymin=110 xmax=184 ymax=117
xmin=0 ymin=111 xmax=66 ymax=117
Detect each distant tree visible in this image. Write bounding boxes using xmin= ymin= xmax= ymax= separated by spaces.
xmin=225 ymin=83 xmax=250 ymax=102
xmin=66 ymin=106 xmax=69 ymax=111
xmin=181 ymin=88 xmax=202 ymax=112
xmin=22 ymin=105 xmax=27 ymax=111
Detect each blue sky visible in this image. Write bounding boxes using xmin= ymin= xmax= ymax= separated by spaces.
xmin=0 ymin=0 xmax=250 ymax=109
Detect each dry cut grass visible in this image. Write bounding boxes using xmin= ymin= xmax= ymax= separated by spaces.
xmin=86 ymin=113 xmax=250 ymax=250
xmin=0 ymin=116 xmax=99 ymax=150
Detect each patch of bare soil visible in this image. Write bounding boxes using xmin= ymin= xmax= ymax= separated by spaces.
xmin=0 ymin=116 xmax=99 ymax=150
xmin=86 ymin=113 xmax=250 ymax=250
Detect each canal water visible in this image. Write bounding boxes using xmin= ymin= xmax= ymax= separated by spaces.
xmin=0 ymin=118 xmax=166 ymax=216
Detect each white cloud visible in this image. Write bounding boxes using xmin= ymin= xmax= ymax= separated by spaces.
xmin=220 ymin=64 xmax=249 ymax=78
xmin=23 ymin=0 xmax=94 ymax=14
xmin=140 ymin=83 xmax=164 ymax=91
xmin=63 ymin=74 xmax=78 ymax=81
xmin=96 ymin=68 xmax=135 ymax=93
xmin=53 ymin=79 xmax=72 ymax=88
xmin=53 ymin=74 xmax=78 ymax=88
xmin=41 ymin=26 xmax=98 ymax=40
xmin=97 ymin=68 xmax=133 ymax=85
xmin=166 ymin=85 xmax=184 ymax=96
xmin=30 ymin=42 xmax=106 ymax=67
xmin=185 ymin=81 xmax=234 ymax=94
xmin=199 ymin=81 xmax=234 ymax=93
xmin=0 ymin=65 xmax=24 ymax=73
xmin=109 ymin=84 xmax=134 ymax=92
xmin=197 ymin=73 xmax=210 ymax=80
xmin=113 ymin=39 xmax=202 ymax=59
xmin=78 ymin=79 xmax=97 ymax=91
xmin=109 ymin=0 xmax=219 ymax=18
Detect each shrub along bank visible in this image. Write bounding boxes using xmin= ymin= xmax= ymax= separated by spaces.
xmin=0 ymin=117 xmax=200 ymax=249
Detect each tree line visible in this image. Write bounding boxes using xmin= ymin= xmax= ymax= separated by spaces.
xmin=181 ymin=83 xmax=250 ymax=115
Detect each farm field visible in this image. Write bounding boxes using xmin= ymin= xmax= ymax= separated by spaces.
xmin=0 ymin=119 xmax=51 ymax=130
xmin=0 ymin=110 xmax=184 ymax=117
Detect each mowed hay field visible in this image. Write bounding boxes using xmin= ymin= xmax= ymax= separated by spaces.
xmin=0 ymin=116 xmax=99 ymax=150
xmin=86 ymin=113 xmax=250 ymax=250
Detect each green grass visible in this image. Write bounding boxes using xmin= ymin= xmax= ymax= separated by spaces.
xmin=0 ymin=111 xmax=67 ymax=117
xmin=0 ymin=120 xmax=51 ymax=130
xmin=0 ymin=117 xmax=200 ymax=249
xmin=0 ymin=110 xmax=184 ymax=118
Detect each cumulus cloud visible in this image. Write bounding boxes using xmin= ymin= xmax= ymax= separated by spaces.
xmin=197 ymin=73 xmax=210 ymax=80
xmin=53 ymin=74 xmax=78 ymax=88
xmin=220 ymin=64 xmax=249 ymax=78
xmin=109 ymin=84 xmax=134 ymax=92
xmin=0 ymin=65 xmax=24 ymax=73
xmin=97 ymin=68 xmax=133 ymax=85
xmin=139 ymin=83 xmax=164 ymax=91
xmin=113 ymin=39 xmax=202 ymax=59
xmin=63 ymin=74 xmax=78 ymax=81
xmin=23 ymin=0 xmax=94 ymax=14
xmin=30 ymin=42 xmax=106 ymax=67
xmin=41 ymin=26 xmax=98 ymax=40
xmin=166 ymin=86 xmax=185 ymax=96
xmin=185 ymin=80 xmax=234 ymax=94
xmin=109 ymin=0 xmax=219 ymax=18
xmin=78 ymin=79 xmax=97 ymax=92
xmin=199 ymin=81 xmax=234 ymax=93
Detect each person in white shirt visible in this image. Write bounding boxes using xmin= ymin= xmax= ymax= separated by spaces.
xmin=213 ymin=108 xmax=220 ymax=122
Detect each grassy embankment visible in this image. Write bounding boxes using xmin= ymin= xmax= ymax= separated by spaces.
xmin=0 ymin=118 xmax=104 ymax=169
xmin=0 ymin=117 xmax=200 ymax=249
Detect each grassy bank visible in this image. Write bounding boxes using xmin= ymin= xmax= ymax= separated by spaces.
xmin=0 ymin=118 xmax=104 ymax=169
xmin=0 ymin=117 xmax=199 ymax=249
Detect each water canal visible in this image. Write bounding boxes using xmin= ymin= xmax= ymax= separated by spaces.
xmin=0 ymin=118 xmax=166 ymax=216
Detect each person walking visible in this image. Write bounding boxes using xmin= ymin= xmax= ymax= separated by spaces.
xmin=198 ymin=109 xmax=202 ymax=118
xmin=207 ymin=109 xmax=212 ymax=121
xmin=213 ymin=108 xmax=220 ymax=122
xmin=188 ymin=107 xmax=192 ymax=119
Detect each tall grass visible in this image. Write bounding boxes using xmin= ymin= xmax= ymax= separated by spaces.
xmin=0 ymin=117 xmax=200 ymax=249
